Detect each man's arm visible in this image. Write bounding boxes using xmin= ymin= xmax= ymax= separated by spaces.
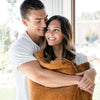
xmin=11 ymin=41 xmax=81 ymax=87
xmin=76 ymin=66 xmax=96 ymax=95
xmin=75 ymin=53 xmax=96 ymax=95
xmin=18 ymin=60 xmax=81 ymax=88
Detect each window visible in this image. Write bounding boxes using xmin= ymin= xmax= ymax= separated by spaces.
xmin=76 ymin=0 xmax=100 ymax=99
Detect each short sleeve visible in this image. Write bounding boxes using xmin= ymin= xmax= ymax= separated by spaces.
xmin=10 ymin=42 xmax=37 ymax=69
xmin=73 ymin=53 xmax=89 ymax=65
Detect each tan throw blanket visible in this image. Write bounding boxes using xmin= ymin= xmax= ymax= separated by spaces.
xmin=29 ymin=49 xmax=92 ymax=100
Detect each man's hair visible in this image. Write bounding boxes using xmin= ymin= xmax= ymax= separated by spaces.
xmin=20 ymin=0 xmax=45 ymax=19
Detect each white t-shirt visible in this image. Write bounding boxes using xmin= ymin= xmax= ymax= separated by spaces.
xmin=10 ymin=31 xmax=40 ymax=100
xmin=10 ymin=31 xmax=89 ymax=100
xmin=73 ymin=53 xmax=88 ymax=65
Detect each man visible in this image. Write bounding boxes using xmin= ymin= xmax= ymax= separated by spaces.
xmin=10 ymin=0 xmax=96 ymax=100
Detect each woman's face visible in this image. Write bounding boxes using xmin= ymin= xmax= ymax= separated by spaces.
xmin=45 ymin=20 xmax=63 ymax=47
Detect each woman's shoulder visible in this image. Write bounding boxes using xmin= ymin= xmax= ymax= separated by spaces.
xmin=73 ymin=52 xmax=88 ymax=65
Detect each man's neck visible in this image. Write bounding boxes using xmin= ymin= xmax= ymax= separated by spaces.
xmin=26 ymin=31 xmax=43 ymax=46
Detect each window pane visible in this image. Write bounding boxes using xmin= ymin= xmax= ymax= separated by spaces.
xmin=0 ymin=0 xmax=23 ymax=100
xmin=76 ymin=0 xmax=100 ymax=99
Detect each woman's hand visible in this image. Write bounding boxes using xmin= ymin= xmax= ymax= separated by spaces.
xmin=76 ymin=68 xmax=96 ymax=95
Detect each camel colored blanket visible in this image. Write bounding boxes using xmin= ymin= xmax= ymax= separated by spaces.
xmin=29 ymin=49 xmax=92 ymax=100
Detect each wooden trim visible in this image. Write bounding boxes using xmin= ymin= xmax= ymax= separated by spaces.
xmin=71 ymin=0 xmax=75 ymax=44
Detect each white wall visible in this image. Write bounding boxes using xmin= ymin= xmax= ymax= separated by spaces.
xmin=41 ymin=0 xmax=71 ymax=22
xmin=63 ymin=0 xmax=71 ymax=22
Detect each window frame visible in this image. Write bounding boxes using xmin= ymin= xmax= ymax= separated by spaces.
xmin=71 ymin=0 xmax=75 ymax=44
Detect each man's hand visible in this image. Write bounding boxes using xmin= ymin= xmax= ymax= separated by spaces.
xmin=76 ymin=68 xmax=96 ymax=95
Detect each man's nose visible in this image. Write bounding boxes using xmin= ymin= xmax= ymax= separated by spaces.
xmin=41 ymin=20 xmax=46 ymax=27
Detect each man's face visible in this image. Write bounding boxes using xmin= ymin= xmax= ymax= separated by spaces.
xmin=23 ymin=9 xmax=47 ymax=37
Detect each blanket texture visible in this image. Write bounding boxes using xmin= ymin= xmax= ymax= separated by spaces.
xmin=29 ymin=49 xmax=92 ymax=100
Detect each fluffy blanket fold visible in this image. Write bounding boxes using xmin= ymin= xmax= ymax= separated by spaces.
xmin=29 ymin=49 xmax=92 ymax=100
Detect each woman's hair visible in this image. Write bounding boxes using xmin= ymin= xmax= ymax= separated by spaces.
xmin=43 ymin=15 xmax=76 ymax=63
xmin=20 ymin=0 xmax=44 ymax=19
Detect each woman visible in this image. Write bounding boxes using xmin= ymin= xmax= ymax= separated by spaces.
xmin=29 ymin=15 xmax=96 ymax=100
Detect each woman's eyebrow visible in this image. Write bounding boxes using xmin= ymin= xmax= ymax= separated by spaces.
xmin=47 ymin=27 xmax=60 ymax=28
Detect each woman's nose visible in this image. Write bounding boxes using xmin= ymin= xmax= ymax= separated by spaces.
xmin=48 ymin=31 xmax=54 ymax=36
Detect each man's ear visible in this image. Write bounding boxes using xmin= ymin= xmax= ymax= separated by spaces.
xmin=22 ymin=19 xmax=28 ymax=26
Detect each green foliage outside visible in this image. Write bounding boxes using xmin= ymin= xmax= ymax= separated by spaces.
xmin=0 ymin=24 xmax=11 ymax=72
xmin=0 ymin=24 xmax=11 ymax=53
xmin=0 ymin=52 xmax=10 ymax=74
xmin=77 ymin=11 xmax=100 ymax=21
xmin=85 ymin=30 xmax=98 ymax=43
xmin=0 ymin=0 xmax=21 ymax=72
xmin=6 ymin=0 xmax=17 ymax=6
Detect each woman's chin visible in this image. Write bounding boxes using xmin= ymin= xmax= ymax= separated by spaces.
xmin=48 ymin=43 xmax=55 ymax=46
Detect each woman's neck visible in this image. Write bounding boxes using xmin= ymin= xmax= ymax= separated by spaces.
xmin=52 ymin=45 xmax=63 ymax=59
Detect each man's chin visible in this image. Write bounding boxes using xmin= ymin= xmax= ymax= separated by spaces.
xmin=40 ymin=33 xmax=45 ymax=37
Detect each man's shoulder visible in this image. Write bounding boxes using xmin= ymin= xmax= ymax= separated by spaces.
xmin=76 ymin=52 xmax=87 ymax=58
xmin=10 ymin=33 xmax=40 ymax=54
xmin=11 ymin=31 xmax=33 ymax=48
xmin=73 ymin=52 xmax=88 ymax=65
xmin=10 ymin=38 xmax=26 ymax=51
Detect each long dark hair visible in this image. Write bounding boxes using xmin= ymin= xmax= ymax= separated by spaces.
xmin=43 ymin=15 xmax=76 ymax=63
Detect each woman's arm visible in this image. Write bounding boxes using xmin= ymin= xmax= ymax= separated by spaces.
xmin=18 ymin=60 xmax=81 ymax=87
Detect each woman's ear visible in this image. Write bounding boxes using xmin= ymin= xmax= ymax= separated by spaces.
xmin=22 ymin=19 xmax=28 ymax=26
